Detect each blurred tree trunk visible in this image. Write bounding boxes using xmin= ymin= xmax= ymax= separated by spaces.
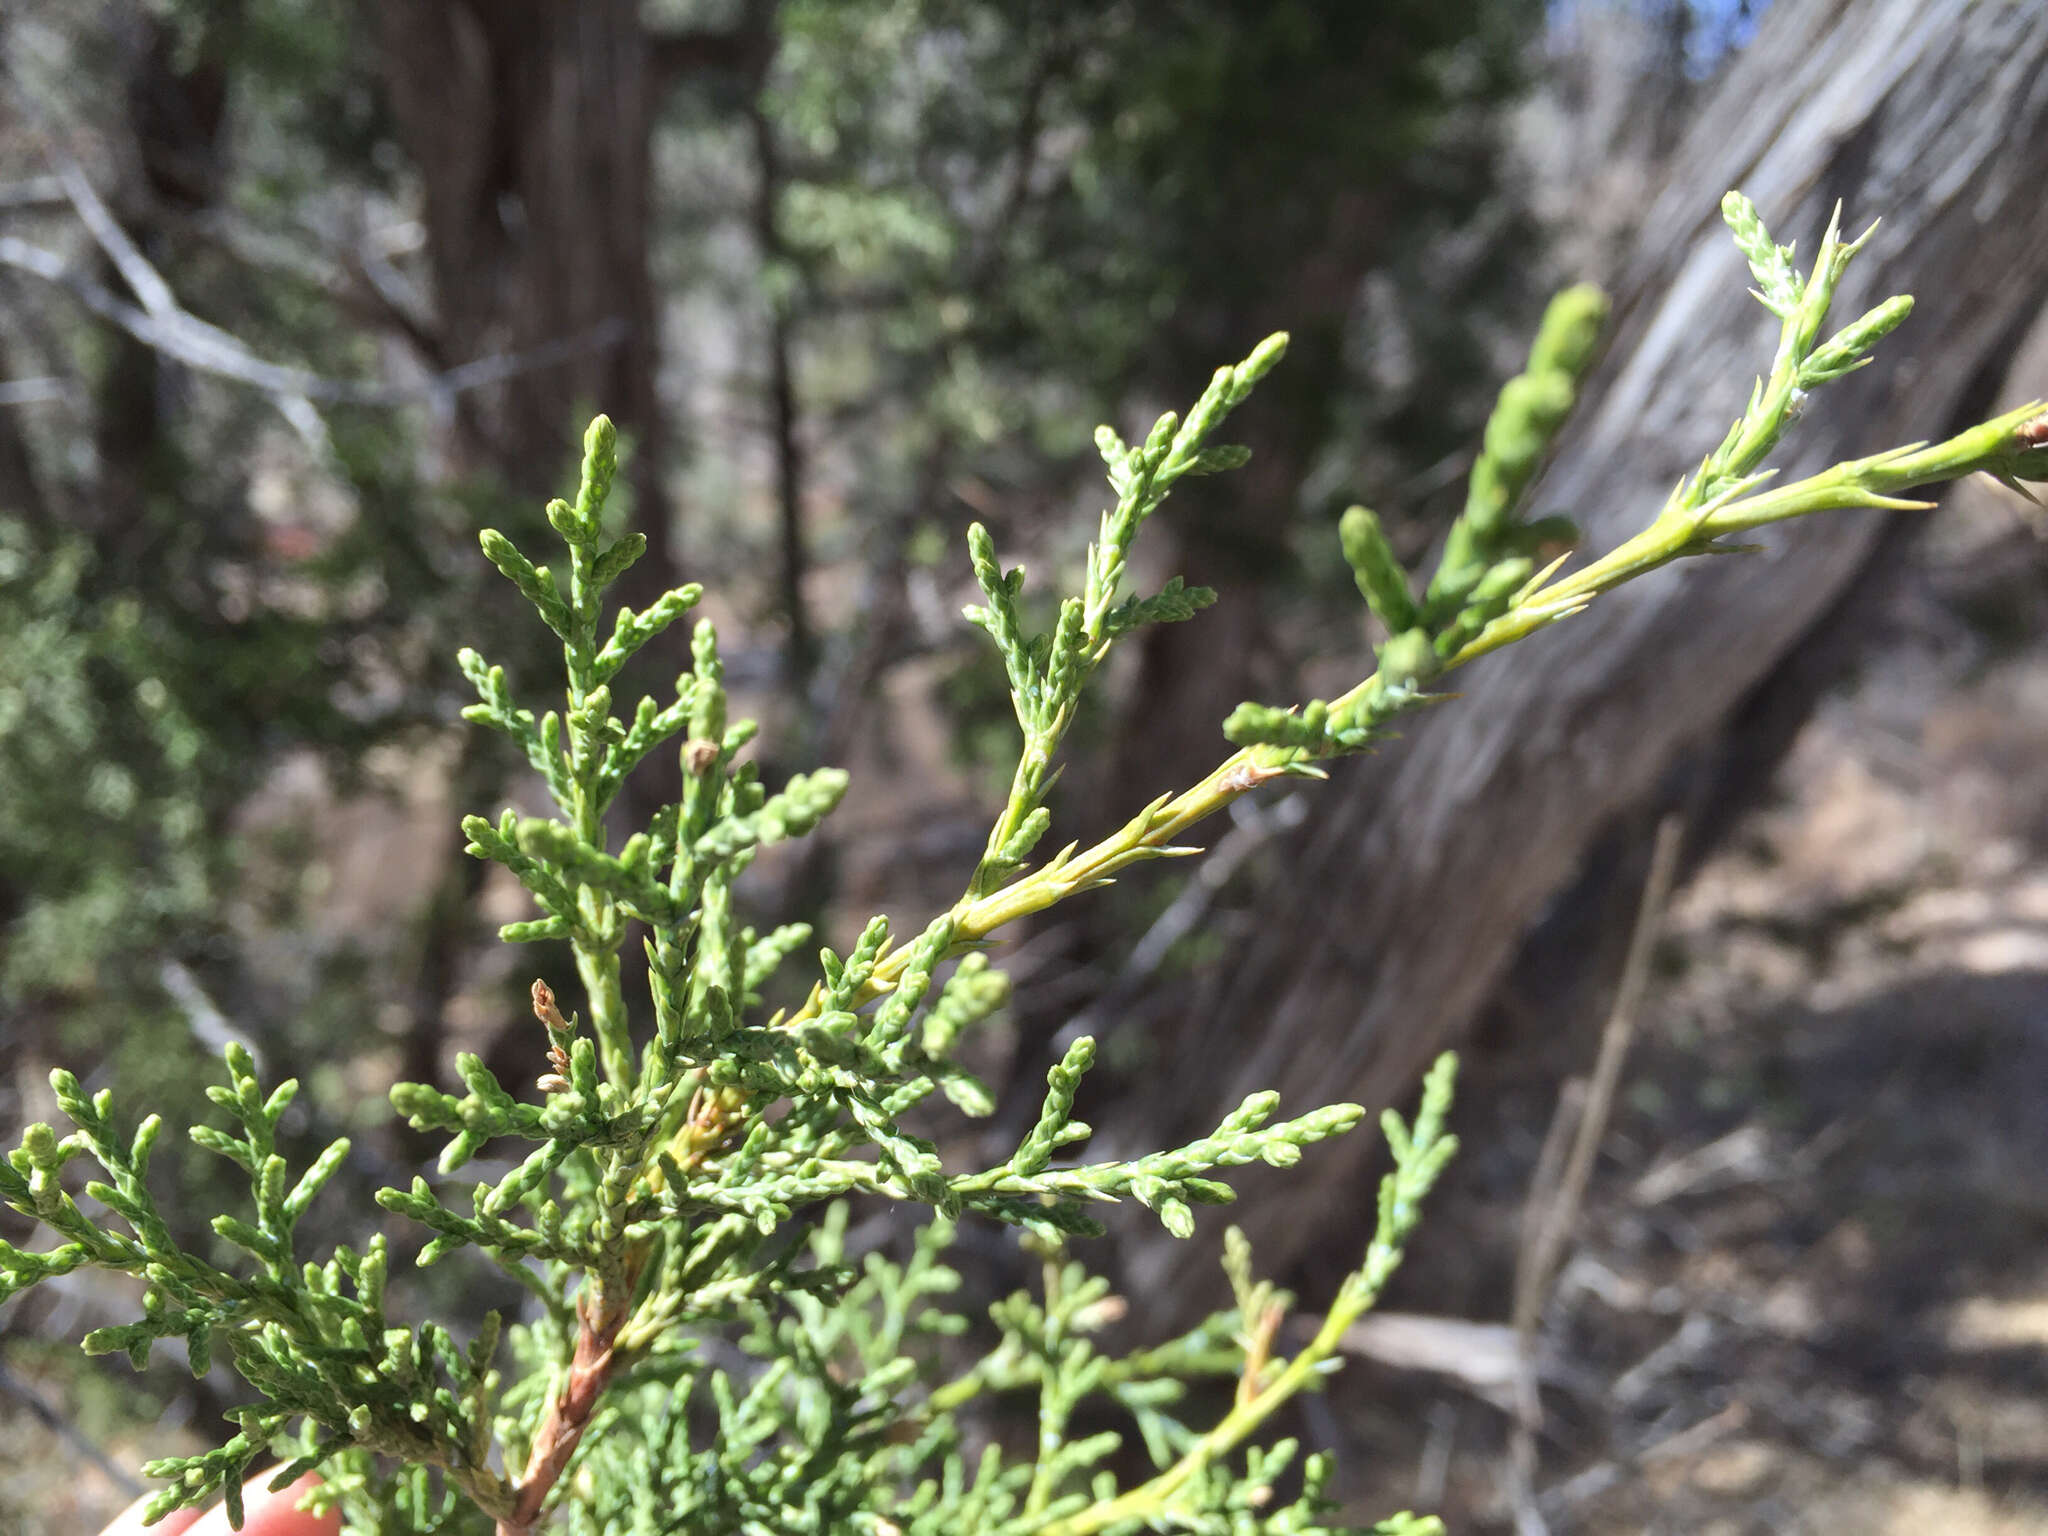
xmin=364 ymin=2 xmax=765 ymax=1098
xmin=367 ymin=0 xmax=668 ymax=540
xmin=1103 ymin=0 xmax=2048 ymax=1323
xmin=363 ymin=0 xmax=667 ymax=1105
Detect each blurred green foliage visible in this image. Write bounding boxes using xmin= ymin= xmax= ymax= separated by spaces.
xmin=0 ymin=0 xmax=1544 ymax=1514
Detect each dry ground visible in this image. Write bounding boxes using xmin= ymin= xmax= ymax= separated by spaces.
xmin=1328 ymin=487 xmax=2048 ymax=1533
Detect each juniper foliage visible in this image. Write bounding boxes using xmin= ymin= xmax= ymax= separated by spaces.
xmin=4 ymin=194 xmax=2047 ymax=1534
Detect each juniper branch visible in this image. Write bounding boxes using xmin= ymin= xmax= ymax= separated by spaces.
xmin=4 ymin=189 xmax=2043 ymax=1536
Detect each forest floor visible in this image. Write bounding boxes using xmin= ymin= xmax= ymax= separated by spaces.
xmin=1333 ymin=485 xmax=2048 ymax=1534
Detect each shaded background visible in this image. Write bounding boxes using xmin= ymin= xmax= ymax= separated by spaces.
xmin=3 ymin=0 xmax=2046 ymax=1530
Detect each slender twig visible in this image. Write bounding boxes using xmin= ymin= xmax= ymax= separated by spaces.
xmin=0 ymin=174 xmax=65 ymax=212
xmin=1503 ymin=813 xmax=1683 ymax=1527
xmin=0 ymin=84 xmax=619 ymax=423
xmin=0 ymin=234 xmax=626 ymax=409
xmin=1516 ymin=1080 xmax=1583 ymax=1316
xmin=1515 ymin=815 xmax=1684 ymax=1337
xmin=0 ymin=374 xmax=67 ymax=406
xmin=43 ymin=148 xmax=177 ymax=319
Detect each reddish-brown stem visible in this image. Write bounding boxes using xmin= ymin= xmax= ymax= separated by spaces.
xmin=493 ymin=1062 xmax=751 ymax=1532
xmin=498 ymin=1281 xmax=629 ymax=1534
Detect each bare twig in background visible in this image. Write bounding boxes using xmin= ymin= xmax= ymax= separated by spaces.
xmin=1516 ymin=815 xmax=1686 ymax=1333
xmin=0 ymin=233 xmax=626 ymax=410
xmin=1506 ymin=812 xmax=1685 ymax=1531
xmin=1238 ymin=823 xmax=1683 ymax=1523
xmin=1515 ymin=819 xmax=1687 ymax=1335
xmin=0 ymin=82 xmax=625 ymax=448
xmin=1416 ymin=1399 xmax=1459 ymax=1508
xmin=1538 ymin=1396 xmax=1749 ymax=1526
xmin=43 ymin=149 xmax=177 ymax=320
xmin=0 ymin=374 xmax=67 ymax=406
xmin=159 ymin=203 xmax=444 ymax=363
xmin=158 ymin=960 xmax=409 ymax=1194
xmin=1609 ymin=1309 xmax=1717 ymax=1408
xmin=1630 ymin=1121 xmax=1772 ymax=1204
xmin=5 ymin=64 xmax=315 ymax=451
xmin=0 ymin=175 xmax=66 ymax=213
xmin=1332 ymin=1311 xmax=1525 ymax=1414
xmin=1519 ymin=1078 xmax=1585 ymax=1284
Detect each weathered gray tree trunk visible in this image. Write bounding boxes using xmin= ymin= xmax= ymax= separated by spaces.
xmin=1107 ymin=0 xmax=2048 ymax=1319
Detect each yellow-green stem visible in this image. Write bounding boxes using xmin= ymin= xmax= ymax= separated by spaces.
xmin=1031 ymin=1298 xmax=1365 ymax=1536
xmin=778 ymin=401 xmax=2045 ymax=1033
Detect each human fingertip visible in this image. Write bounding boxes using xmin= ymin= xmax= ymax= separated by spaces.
xmin=98 ymin=1489 xmax=204 ymax=1536
xmin=186 ymin=1471 xmax=339 ymax=1536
